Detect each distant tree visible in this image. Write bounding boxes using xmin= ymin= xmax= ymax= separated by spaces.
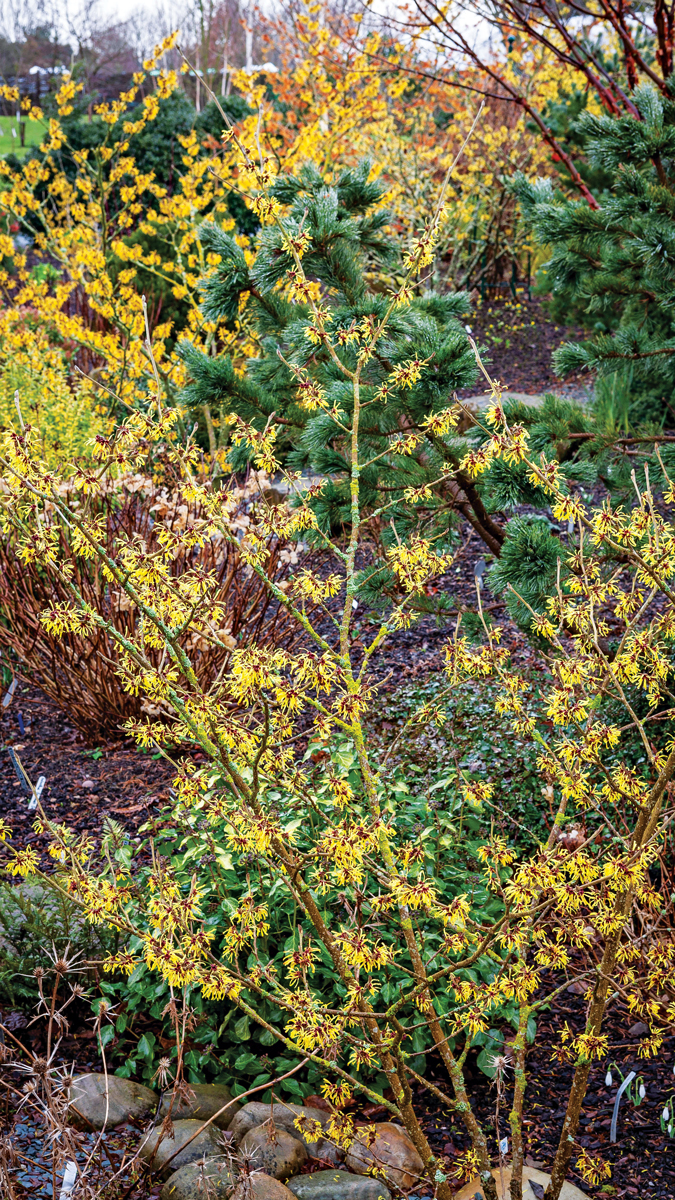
xmin=0 ymin=3 xmax=69 ymax=112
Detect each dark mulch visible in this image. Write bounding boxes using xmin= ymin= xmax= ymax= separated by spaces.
xmin=0 ymin=687 xmax=178 ymax=867
xmin=415 ymin=991 xmax=675 ymax=1199
xmin=0 ymin=524 xmax=520 ymax=862
xmin=457 ymin=294 xmax=592 ymax=399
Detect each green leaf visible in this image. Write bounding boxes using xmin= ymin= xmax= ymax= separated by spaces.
xmin=234 ymin=1051 xmax=260 ymax=1072
xmin=233 ymin=1015 xmax=251 ymax=1041
xmin=476 ymin=1046 xmax=499 ymax=1078
xmin=137 ymin=1032 xmax=156 ymax=1060
xmin=218 ymin=1010 xmax=234 ymax=1037
xmin=98 ymin=1024 xmax=115 ymax=1049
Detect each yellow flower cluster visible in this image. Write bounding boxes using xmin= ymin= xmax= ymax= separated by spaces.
xmin=0 ymin=357 xmax=108 ymax=471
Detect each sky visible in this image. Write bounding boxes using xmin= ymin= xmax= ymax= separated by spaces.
xmin=4 ymin=0 xmax=492 ymax=64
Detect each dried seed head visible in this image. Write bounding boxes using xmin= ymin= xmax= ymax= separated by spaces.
xmin=152 ymin=1057 xmax=174 ymax=1089
xmin=487 ymin=1052 xmax=513 ymax=1084
xmin=46 ymin=943 xmax=85 ymax=976
xmin=161 ymin=998 xmax=179 ymax=1022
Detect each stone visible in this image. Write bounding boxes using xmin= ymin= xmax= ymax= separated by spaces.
xmin=161 ymin=1158 xmax=234 ymax=1199
xmin=230 ymin=1101 xmax=341 ymax=1161
xmin=287 ymin=1169 xmax=392 ymax=1200
xmin=230 ymin=1102 xmax=329 ymax=1144
xmin=139 ymin=1118 xmax=224 ymax=1178
xmin=159 ymin=1083 xmax=241 ymax=1130
xmin=69 ymin=1074 xmax=158 ymax=1129
xmin=161 ymin=1164 xmax=301 ymax=1200
xmin=565 ymin=981 xmax=588 ymax=995
xmin=454 ymin=1166 xmax=588 ymax=1200
xmin=344 ymin=1123 xmax=424 ymax=1191
xmin=628 ymin=1020 xmax=649 ymax=1037
xmin=240 ymin=1123 xmax=308 ymax=1181
xmin=232 ymin=1176 xmax=299 ymax=1200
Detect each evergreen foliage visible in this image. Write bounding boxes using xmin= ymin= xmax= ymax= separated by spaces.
xmin=515 ymin=84 xmax=675 ymax=420
xmin=180 ymin=162 xmax=485 ymax=565
xmin=175 ymin=149 xmax=675 ymax=648
xmin=181 ymin=160 xmax=675 ymax=630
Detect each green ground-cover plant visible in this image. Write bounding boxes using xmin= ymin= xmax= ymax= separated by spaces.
xmin=368 ymin=673 xmax=550 ymax=851
xmin=93 ymin=751 xmax=505 ymax=1097
xmin=1 ymin=118 xmax=675 ymax=1200
xmin=0 ymin=875 xmax=115 ymax=1007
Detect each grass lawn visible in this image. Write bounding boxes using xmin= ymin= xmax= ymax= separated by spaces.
xmin=0 ymin=116 xmax=44 ymax=159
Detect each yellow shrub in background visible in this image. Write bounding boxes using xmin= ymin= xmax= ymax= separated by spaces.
xmin=0 ymin=356 xmax=108 ymax=471
xmin=232 ymin=5 xmax=563 ymax=289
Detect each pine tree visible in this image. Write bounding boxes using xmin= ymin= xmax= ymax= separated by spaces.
xmin=515 ymin=84 xmax=675 ymax=421
xmin=179 ymin=161 xmax=506 ymax=569
xmin=180 ymin=157 xmax=675 ymax=632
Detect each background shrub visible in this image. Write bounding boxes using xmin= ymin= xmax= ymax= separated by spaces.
xmin=0 ymin=361 xmax=108 ymax=470
xmin=0 ymin=473 xmax=307 ymax=738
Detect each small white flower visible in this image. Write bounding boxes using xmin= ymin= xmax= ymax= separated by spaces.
xmin=639 ymin=1083 xmax=646 ymax=1099
xmin=605 ymin=1070 xmax=613 ymax=1087
xmin=465 ymin=324 xmax=472 ymax=333
xmin=663 ymin=1106 xmax=670 ymax=1121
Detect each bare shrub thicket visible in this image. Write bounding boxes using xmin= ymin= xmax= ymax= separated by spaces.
xmin=0 ymin=473 xmax=306 ymax=737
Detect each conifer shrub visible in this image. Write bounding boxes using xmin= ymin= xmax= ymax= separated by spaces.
xmin=515 ymin=84 xmax=675 ymax=421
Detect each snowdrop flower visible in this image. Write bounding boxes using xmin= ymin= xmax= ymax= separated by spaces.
xmin=639 ymin=1083 xmax=646 ymax=1099
xmin=663 ymin=1106 xmax=670 ymax=1121
xmin=605 ymin=1069 xmax=613 ymax=1087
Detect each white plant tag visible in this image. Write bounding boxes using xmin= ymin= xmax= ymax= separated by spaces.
xmin=29 ymin=776 xmax=46 ymax=810
xmin=59 ymin=1160 xmax=78 ymax=1199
